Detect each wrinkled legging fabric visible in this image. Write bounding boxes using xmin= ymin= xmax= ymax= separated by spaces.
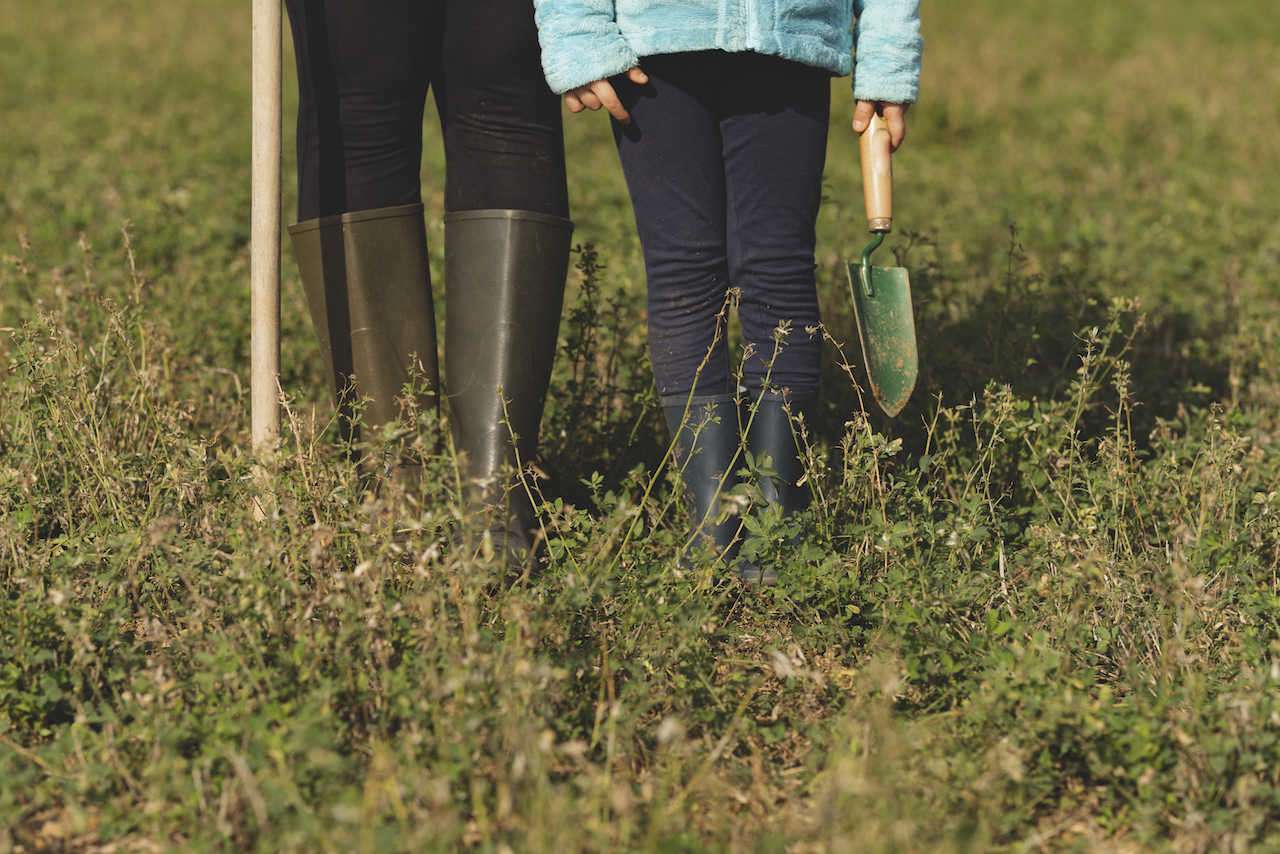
xmin=611 ymin=51 xmax=829 ymax=400
xmin=286 ymin=0 xmax=568 ymax=220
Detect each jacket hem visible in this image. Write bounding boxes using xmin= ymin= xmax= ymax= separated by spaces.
xmin=624 ymin=27 xmax=852 ymax=76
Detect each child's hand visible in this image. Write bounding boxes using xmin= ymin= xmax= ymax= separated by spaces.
xmin=564 ymin=67 xmax=650 ymax=124
xmin=853 ymin=101 xmax=909 ymax=151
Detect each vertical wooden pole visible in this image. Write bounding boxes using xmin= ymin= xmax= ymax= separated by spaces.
xmin=250 ymin=0 xmax=282 ymax=450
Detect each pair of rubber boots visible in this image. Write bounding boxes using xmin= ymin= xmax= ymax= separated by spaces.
xmin=663 ymin=393 xmax=814 ymax=585
xmin=288 ymin=203 xmax=572 ymax=564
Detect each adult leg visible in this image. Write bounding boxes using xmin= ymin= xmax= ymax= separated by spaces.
xmin=438 ymin=0 xmax=569 ymax=218
xmin=438 ymin=0 xmax=574 ymax=562
xmin=613 ymin=53 xmax=745 ymax=560
xmin=287 ymin=0 xmax=437 ymax=219
xmin=285 ymin=0 xmax=440 ymax=447
xmin=722 ymin=54 xmax=830 ymax=525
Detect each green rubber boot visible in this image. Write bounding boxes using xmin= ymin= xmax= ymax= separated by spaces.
xmin=662 ymin=394 xmax=745 ymax=564
xmin=738 ymin=393 xmax=816 ymax=585
xmin=745 ymin=394 xmax=814 ymax=514
xmin=287 ymin=204 xmax=440 ymax=455
xmin=444 ymin=209 xmax=574 ymax=564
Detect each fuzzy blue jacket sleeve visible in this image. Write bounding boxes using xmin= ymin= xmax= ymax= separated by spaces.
xmin=534 ymin=0 xmax=640 ymax=94
xmin=853 ymin=0 xmax=923 ymax=104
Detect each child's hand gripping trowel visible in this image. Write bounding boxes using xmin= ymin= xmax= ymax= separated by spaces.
xmin=846 ymin=112 xmax=918 ymax=418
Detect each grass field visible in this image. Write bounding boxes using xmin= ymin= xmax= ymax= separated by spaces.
xmin=3 ymin=0 xmax=1280 ymax=849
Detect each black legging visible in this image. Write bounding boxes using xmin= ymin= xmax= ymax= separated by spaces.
xmin=285 ymin=0 xmax=569 ymax=222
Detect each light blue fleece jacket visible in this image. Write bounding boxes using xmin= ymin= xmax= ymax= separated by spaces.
xmin=533 ymin=0 xmax=922 ymax=104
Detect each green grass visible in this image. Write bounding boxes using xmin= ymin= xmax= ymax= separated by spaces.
xmin=3 ymin=0 xmax=1280 ymax=849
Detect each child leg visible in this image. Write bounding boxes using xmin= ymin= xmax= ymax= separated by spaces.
xmin=613 ymin=54 xmax=743 ymax=557
xmin=721 ymin=54 xmax=830 ymax=520
xmin=721 ymin=53 xmax=830 ymax=401
xmin=612 ymin=53 xmax=733 ymax=400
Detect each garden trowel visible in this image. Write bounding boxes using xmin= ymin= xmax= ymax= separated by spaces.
xmin=846 ymin=112 xmax=918 ymax=417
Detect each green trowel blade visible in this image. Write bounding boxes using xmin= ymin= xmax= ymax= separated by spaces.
xmin=845 ymin=262 xmax=918 ymax=418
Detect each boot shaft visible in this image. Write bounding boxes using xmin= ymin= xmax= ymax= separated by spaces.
xmin=444 ymin=209 xmax=574 ymax=555
xmin=288 ymin=203 xmax=440 ymax=435
xmin=444 ymin=209 xmax=573 ymax=485
xmin=662 ymin=394 xmax=744 ymax=556
xmin=743 ymin=393 xmax=814 ymax=515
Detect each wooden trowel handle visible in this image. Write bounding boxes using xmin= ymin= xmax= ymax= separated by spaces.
xmin=860 ymin=112 xmax=893 ymax=233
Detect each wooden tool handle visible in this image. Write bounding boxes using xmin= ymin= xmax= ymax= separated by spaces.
xmin=860 ymin=112 xmax=893 ymax=233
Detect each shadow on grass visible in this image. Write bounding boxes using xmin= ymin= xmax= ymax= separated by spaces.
xmin=818 ymin=233 xmax=1249 ymax=456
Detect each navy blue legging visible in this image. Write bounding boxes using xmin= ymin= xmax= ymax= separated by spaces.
xmin=612 ymin=51 xmax=830 ymax=401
